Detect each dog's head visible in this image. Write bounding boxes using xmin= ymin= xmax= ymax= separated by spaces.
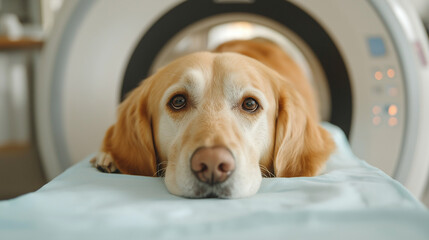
xmin=102 ymin=52 xmax=334 ymax=198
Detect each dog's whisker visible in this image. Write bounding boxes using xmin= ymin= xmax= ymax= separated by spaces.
xmin=154 ymin=166 xmax=167 ymax=177
xmin=157 ymin=161 xmax=168 ymax=168
xmin=259 ymin=167 xmax=265 ymax=176
xmin=259 ymin=164 xmax=275 ymax=178
xmin=154 ymin=161 xmax=179 ymax=177
xmin=154 ymin=161 xmax=169 ymax=177
xmin=92 ymin=39 xmax=335 ymax=199
xmin=260 ymin=167 xmax=268 ymax=178
xmin=154 ymin=168 xmax=167 ymax=177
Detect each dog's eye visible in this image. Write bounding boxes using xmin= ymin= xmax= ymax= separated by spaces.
xmin=169 ymin=94 xmax=187 ymax=110
xmin=242 ymin=98 xmax=259 ymax=112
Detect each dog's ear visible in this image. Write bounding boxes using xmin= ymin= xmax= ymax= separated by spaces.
xmin=273 ymin=81 xmax=335 ymax=177
xmin=101 ymin=80 xmax=157 ymax=176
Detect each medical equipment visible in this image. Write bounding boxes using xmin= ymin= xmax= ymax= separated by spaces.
xmin=36 ymin=0 xmax=429 ymax=198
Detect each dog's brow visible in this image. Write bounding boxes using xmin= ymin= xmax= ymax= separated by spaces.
xmin=181 ymin=68 xmax=206 ymax=94
xmin=223 ymin=73 xmax=244 ymax=96
xmin=162 ymin=68 xmax=206 ymax=106
xmin=223 ymin=73 xmax=268 ymax=109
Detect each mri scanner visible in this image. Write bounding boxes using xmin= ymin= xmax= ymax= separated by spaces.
xmin=36 ymin=0 xmax=429 ymax=199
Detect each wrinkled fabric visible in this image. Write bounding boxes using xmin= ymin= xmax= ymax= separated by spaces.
xmin=0 ymin=123 xmax=428 ymax=240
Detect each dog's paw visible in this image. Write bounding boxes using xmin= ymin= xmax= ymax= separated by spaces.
xmin=90 ymin=152 xmax=120 ymax=173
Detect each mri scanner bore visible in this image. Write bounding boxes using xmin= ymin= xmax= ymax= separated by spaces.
xmin=36 ymin=0 xmax=429 ymax=199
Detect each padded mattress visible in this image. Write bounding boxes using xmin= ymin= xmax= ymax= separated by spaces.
xmin=0 ymin=123 xmax=428 ymax=239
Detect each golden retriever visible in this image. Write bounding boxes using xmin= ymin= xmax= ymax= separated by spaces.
xmin=91 ymin=39 xmax=335 ymax=198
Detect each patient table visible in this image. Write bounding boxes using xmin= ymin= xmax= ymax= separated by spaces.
xmin=1 ymin=124 xmax=428 ymax=239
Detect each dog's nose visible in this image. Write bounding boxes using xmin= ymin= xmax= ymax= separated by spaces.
xmin=191 ymin=147 xmax=235 ymax=185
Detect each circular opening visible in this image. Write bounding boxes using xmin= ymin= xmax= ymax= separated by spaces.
xmin=151 ymin=14 xmax=331 ymax=120
xmin=122 ymin=0 xmax=352 ymax=136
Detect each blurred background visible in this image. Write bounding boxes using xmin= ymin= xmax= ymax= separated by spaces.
xmin=0 ymin=0 xmax=62 ymax=199
xmin=0 ymin=0 xmax=429 ymax=206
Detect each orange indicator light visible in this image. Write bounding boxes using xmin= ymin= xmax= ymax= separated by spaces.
xmin=372 ymin=105 xmax=381 ymax=115
xmin=388 ymin=117 xmax=398 ymax=127
xmin=388 ymin=104 xmax=398 ymax=116
xmin=374 ymin=71 xmax=383 ymax=80
xmin=373 ymin=116 xmax=381 ymax=126
xmin=387 ymin=68 xmax=395 ymax=78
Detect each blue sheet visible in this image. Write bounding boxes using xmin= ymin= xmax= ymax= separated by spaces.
xmin=1 ymin=123 xmax=428 ymax=240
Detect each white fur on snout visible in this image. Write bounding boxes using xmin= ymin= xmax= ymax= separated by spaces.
xmin=224 ymin=148 xmax=263 ymax=198
xmin=158 ymin=68 xmax=207 ymax=161
xmin=159 ymin=68 xmax=208 ymax=196
xmin=223 ymin=73 xmax=272 ymax=156
xmin=165 ymin=148 xmax=199 ymax=197
xmin=158 ymin=66 xmax=272 ymax=198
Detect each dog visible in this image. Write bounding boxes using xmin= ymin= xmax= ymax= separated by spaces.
xmin=91 ymin=39 xmax=335 ymax=198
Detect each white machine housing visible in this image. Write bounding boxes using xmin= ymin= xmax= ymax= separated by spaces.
xmin=37 ymin=0 xmax=429 ymax=198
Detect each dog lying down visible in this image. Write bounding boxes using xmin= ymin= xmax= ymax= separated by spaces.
xmin=91 ymin=39 xmax=335 ymax=198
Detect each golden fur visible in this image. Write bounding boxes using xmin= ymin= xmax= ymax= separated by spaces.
xmin=92 ymin=39 xmax=335 ymax=198
xmin=214 ymin=39 xmax=334 ymax=177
